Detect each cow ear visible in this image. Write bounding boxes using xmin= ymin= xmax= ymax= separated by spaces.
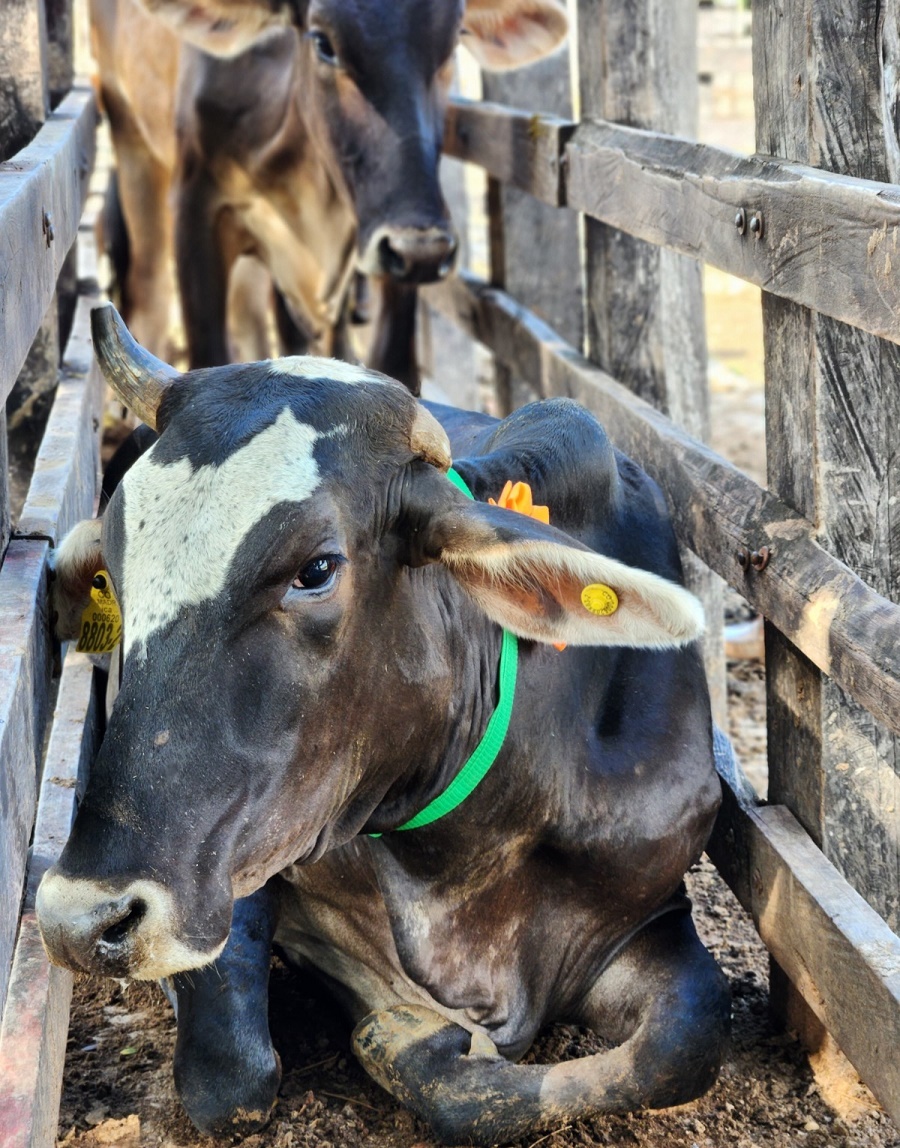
xmin=137 ymin=0 xmax=292 ymax=57
xmin=405 ymin=468 xmax=703 ymax=650
xmin=50 ymin=519 xmax=106 ymax=641
xmin=461 ymin=0 xmax=568 ymax=72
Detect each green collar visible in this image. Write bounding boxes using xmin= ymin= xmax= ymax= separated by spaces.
xmin=371 ymin=467 xmax=519 ymax=835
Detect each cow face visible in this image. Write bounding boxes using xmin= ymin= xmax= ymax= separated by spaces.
xmin=140 ymin=0 xmax=567 ymax=282
xmin=36 ymin=306 xmax=702 ymax=983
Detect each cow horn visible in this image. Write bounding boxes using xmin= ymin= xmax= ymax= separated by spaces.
xmin=410 ymin=404 xmax=451 ymax=470
xmin=90 ymin=303 xmax=179 ymax=430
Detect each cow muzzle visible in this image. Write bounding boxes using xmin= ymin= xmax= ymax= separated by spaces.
xmin=36 ymin=872 xmax=227 ymax=980
xmin=362 ymin=224 xmax=458 ymax=284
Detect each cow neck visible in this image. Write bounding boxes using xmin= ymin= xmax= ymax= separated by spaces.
xmin=370 ymin=467 xmax=518 ymax=836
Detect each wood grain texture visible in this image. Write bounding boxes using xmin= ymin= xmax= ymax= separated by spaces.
xmin=18 ymin=228 xmax=103 ymax=545
xmin=445 ymin=98 xmax=900 ymax=350
xmin=443 ymin=98 xmax=571 ymax=208
xmin=707 ymin=777 xmax=900 ymax=1126
xmin=754 ymin=0 xmax=900 ymax=934
xmin=0 ymin=0 xmax=49 ymax=160
xmin=0 ymin=652 xmax=97 ymax=1148
xmin=481 ymin=53 xmax=583 ymax=353
xmin=0 ymin=85 xmax=96 ymax=407
xmin=425 ymin=273 xmax=900 ymax=755
xmin=0 ymin=541 xmax=51 ymax=1025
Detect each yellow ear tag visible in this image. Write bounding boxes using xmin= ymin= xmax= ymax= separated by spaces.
xmin=76 ymin=570 xmax=123 ymax=654
xmin=581 ymin=583 xmax=619 ymax=617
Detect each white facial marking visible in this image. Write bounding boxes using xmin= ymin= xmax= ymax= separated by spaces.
xmin=121 ymin=407 xmax=337 ymax=658
xmin=270 ymin=356 xmax=387 ymax=385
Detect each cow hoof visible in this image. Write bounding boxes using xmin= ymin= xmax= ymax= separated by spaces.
xmin=175 ymin=1048 xmax=282 ymax=1138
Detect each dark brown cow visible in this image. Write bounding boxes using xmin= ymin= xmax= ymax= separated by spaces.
xmin=38 ymin=306 xmax=730 ymax=1145
xmin=91 ymin=0 xmax=567 ymax=387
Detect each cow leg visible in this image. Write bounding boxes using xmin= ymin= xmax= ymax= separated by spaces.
xmin=352 ymin=911 xmax=729 ymax=1147
xmin=101 ymin=92 xmax=174 ymax=359
xmin=367 ymin=278 xmax=420 ymax=395
xmin=166 ymin=885 xmax=281 ymax=1137
xmin=175 ymin=162 xmax=235 ymax=369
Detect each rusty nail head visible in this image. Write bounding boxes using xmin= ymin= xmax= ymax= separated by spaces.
xmin=42 ymin=210 xmax=54 ymax=245
xmin=749 ymin=211 xmax=764 ymax=239
xmin=734 ymin=208 xmax=746 ymax=235
xmin=750 ymin=546 xmax=771 ymax=571
xmin=736 ymin=547 xmax=751 ymax=571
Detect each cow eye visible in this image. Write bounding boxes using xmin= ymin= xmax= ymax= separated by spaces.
xmin=292 ymin=555 xmax=340 ymax=592
xmin=307 ymin=30 xmax=339 ymax=66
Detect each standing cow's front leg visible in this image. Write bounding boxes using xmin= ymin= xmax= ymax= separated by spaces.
xmin=175 ymin=158 xmax=237 ymax=369
xmin=166 ymin=884 xmax=281 ymax=1137
xmin=352 ymin=908 xmax=730 ymax=1146
xmin=367 ymin=279 xmax=420 ymax=395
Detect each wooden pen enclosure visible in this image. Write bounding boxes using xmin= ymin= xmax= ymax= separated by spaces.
xmin=0 ymin=0 xmax=899 ymax=1143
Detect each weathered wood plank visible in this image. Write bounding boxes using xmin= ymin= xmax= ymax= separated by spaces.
xmin=0 ymin=85 xmax=96 ymax=407
xmin=477 ymin=51 xmax=583 ymax=353
xmin=443 ymin=99 xmax=571 ymax=208
xmin=444 ymin=99 xmax=900 ymax=351
xmin=754 ymin=0 xmax=900 ymax=936
xmin=18 ymin=230 xmax=103 ymax=545
xmin=0 ymin=542 xmax=52 ymax=1024
xmin=425 ymin=273 xmax=900 ymax=752
xmin=0 ymin=0 xmax=49 ymax=160
xmin=707 ymin=779 xmax=900 ymax=1126
xmin=0 ymin=652 xmax=97 ymax=1148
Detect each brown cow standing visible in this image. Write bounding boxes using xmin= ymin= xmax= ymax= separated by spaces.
xmin=90 ymin=0 xmax=567 ymax=388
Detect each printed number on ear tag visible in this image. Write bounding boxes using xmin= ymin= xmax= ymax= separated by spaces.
xmin=581 ymin=583 xmax=619 ymax=617
xmin=76 ymin=569 xmax=123 ymax=654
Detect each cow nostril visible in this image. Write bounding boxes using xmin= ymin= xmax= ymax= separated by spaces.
xmin=100 ymin=898 xmax=147 ymax=947
xmin=378 ymin=236 xmax=410 ymax=279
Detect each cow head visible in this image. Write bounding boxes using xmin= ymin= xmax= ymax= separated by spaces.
xmin=139 ymin=0 xmax=567 ymax=283
xmin=37 ymin=304 xmax=703 ymax=982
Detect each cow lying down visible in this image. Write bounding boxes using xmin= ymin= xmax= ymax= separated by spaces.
xmin=38 ymin=304 xmax=730 ymax=1145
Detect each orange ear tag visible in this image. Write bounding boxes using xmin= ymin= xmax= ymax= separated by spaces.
xmin=581 ymin=583 xmax=619 ymax=617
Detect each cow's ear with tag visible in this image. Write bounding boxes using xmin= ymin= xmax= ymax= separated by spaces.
xmin=50 ymin=519 xmax=106 ymax=642
xmin=461 ymin=0 xmax=568 ymax=72
xmin=137 ymin=0 xmax=292 ymax=58
xmin=403 ymin=466 xmax=704 ymax=650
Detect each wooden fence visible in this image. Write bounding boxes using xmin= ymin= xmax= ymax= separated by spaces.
xmin=0 ymin=0 xmax=104 ymax=1143
xmin=425 ymin=0 xmax=900 ymax=1127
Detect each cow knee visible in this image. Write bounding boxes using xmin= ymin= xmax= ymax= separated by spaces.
xmin=634 ymin=947 xmax=731 ymax=1108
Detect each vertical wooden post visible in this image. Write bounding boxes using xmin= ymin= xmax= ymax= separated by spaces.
xmin=577 ymin=0 xmax=725 ymax=726
xmin=0 ymin=0 xmax=50 ymax=160
xmin=482 ymin=49 xmax=583 ymax=391
xmin=754 ymin=0 xmax=900 ymax=1034
xmin=44 ymin=0 xmax=74 ymax=108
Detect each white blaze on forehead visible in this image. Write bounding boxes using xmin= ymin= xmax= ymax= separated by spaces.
xmin=121 ymin=407 xmax=336 ymax=659
xmin=270 ymin=356 xmax=388 ymax=385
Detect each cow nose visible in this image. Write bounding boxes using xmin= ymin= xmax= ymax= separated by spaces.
xmin=36 ymin=871 xmax=228 ymax=980
xmin=377 ymin=227 xmax=458 ymax=284
xmin=36 ymin=879 xmax=147 ymax=977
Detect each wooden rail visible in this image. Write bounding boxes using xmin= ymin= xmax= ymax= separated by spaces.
xmin=444 ymin=98 xmax=900 ymax=348
xmin=0 ymin=214 xmax=103 ymax=1028
xmin=0 ymin=84 xmax=96 ymax=408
